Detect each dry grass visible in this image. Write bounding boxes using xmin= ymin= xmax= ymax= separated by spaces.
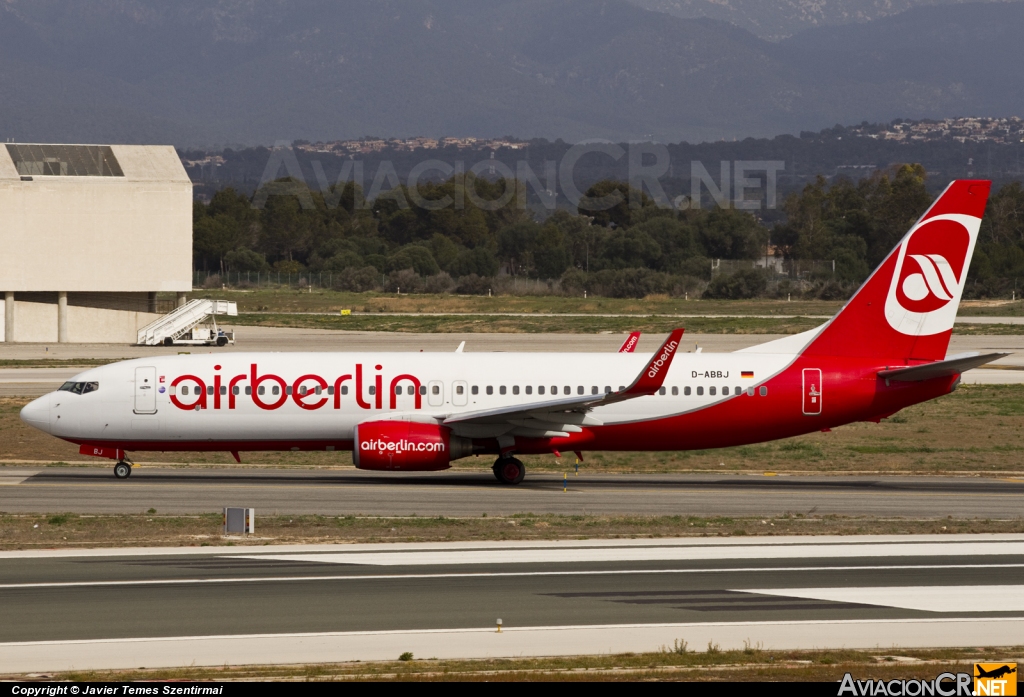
xmin=19 ymin=647 xmax=1021 ymax=682
xmin=3 ymin=384 xmax=1022 ymax=474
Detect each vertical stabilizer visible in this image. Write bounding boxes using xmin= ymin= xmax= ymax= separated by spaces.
xmin=801 ymin=180 xmax=991 ymax=362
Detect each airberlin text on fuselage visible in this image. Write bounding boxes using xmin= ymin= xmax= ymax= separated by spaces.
xmin=168 ymin=363 xmax=422 ymax=412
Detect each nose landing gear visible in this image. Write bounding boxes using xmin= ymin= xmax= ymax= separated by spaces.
xmin=113 ymin=461 xmax=133 ymax=479
xmin=493 ymin=457 xmax=525 ymax=485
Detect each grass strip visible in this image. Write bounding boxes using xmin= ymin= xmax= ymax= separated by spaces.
xmin=32 ymin=647 xmax=1024 ymax=682
xmin=3 ymin=512 xmax=1023 ymax=550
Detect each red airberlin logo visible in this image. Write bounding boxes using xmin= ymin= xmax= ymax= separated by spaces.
xmin=894 ymin=218 xmax=971 ymax=314
xmin=362 ymin=439 xmax=445 ymax=454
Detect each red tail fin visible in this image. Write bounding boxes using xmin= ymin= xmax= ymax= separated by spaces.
xmin=802 ymin=180 xmax=991 ymax=362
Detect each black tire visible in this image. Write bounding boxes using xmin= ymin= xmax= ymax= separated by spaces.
xmin=114 ymin=462 xmax=132 ymax=479
xmin=163 ymin=337 xmax=174 ymax=346
xmin=216 ymin=336 xmax=228 ymax=347
xmin=493 ymin=457 xmax=525 ymax=485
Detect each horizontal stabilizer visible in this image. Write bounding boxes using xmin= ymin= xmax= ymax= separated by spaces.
xmin=878 ymin=352 xmax=1009 ymax=381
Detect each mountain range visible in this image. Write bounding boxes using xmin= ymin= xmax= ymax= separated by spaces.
xmin=0 ymin=0 xmax=1021 ymax=146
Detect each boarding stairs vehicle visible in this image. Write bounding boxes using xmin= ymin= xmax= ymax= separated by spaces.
xmin=136 ymin=299 xmax=237 ymax=347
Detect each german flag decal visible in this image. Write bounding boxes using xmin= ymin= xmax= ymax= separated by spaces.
xmin=741 ymin=371 xmax=754 ymax=378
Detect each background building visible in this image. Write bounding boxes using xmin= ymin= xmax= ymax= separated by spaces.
xmin=0 ymin=143 xmax=192 ymax=343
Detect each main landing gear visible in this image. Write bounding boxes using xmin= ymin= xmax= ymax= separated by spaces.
xmin=113 ymin=461 xmax=133 ymax=479
xmin=493 ymin=457 xmax=525 ymax=485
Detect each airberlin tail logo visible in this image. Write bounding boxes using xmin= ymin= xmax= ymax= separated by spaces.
xmin=885 ymin=214 xmax=978 ymax=336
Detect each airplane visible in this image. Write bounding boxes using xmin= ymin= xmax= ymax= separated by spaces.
xmin=618 ymin=332 xmax=641 ymax=352
xmin=19 ymin=180 xmax=1007 ymax=485
xmin=976 ymin=665 xmax=1016 ymax=680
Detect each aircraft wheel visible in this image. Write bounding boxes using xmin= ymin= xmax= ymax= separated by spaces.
xmin=493 ymin=457 xmax=525 ymax=485
xmin=114 ymin=462 xmax=132 ymax=479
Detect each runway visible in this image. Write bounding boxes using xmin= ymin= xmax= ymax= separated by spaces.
xmin=2 ymin=467 xmax=1022 ymax=517
xmin=0 ymin=328 xmax=1021 ymax=395
xmin=2 ymin=535 xmax=1024 ymax=671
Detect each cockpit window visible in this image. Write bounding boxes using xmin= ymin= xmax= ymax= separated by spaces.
xmin=58 ymin=381 xmax=98 ymax=394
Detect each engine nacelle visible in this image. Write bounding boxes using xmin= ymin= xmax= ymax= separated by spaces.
xmin=353 ymin=420 xmax=472 ymax=471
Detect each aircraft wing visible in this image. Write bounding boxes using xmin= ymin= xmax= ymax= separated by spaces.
xmin=442 ymin=329 xmax=684 ymax=436
xmin=878 ymin=352 xmax=1010 ymax=382
xmin=618 ymin=331 xmax=641 ymax=352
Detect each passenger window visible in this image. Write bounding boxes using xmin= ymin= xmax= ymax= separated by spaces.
xmin=619 ymin=386 xmax=625 ymax=391
xmin=710 ymin=386 xmax=716 ymax=396
xmin=419 ymin=385 xmax=426 ymax=395
xmin=526 ymin=386 xmax=533 ymax=395
xmin=672 ymin=386 xmax=678 ymax=396
xmin=395 ymin=385 xmax=403 ymax=395
xmin=538 ymin=386 xmax=545 ymax=395
xmin=684 ymin=386 xmax=691 ymax=396
xmin=747 ymin=387 xmax=754 ymax=396
xmin=697 ymin=386 xmax=704 ymax=396
xmin=232 ymin=386 xmax=239 ymax=396
xmin=760 ymin=386 xmax=768 ymax=396
xmin=207 ymin=386 xmax=214 ymax=396
xmin=300 ymin=386 xmax=308 ymax=396
xmin=512 ymin=386 xmax=519 ymax=395
xmin=552 ymin=386 xmax=558 ymax=395
xmin=659 ymin=387 xmax=666 ymax=395
xmin=327 ymin=386 xmax=334 ymax=395
xmin=604 ymin=386 xmax=611 ymax=393
xmin=735 ymin=386 xmax=741 ymax=395
xmin=486 ymin=386 xmax=494 ymax=395
xmin=341 ymin=386 xmax=349 ymax=395
xmin=500 ymin=386 xmax=507 ymax=395
xmin=455 ymin=385 xmax=464 ymax=395
xmin=245 ymin=386 xmax=252 ymax=395
xmin=431 ymin=385 xmax=440 ymax=395
xmin=722 ymin=386 xmax=729 ymax=396
xmin=286 ymin=386 xmax=294 ymax=396
xmin=258 ymin=386 xmax=266 ymax=396
xmin=471 ymin=386 xmax=479 ymax=395
xmin=591 ymin=386 xmax=598 ymax=395
xmin=563 ymin=386 xmax=570 ymax=395
xmin=272 ymin=386 xmax=280 ymax=396
xmin=406 ymin=386 xmax=413 ymax=395
xmin=577 ymin=386 xmax=584 ymax=395
xmin=180 ymin=386 xmax=189 ymax=396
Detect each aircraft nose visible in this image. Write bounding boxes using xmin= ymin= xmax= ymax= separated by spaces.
xmin=20 ymin=395 xmax=52 ymax=432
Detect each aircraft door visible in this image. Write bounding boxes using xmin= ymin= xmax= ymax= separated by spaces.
xmin=452 ymin=380 xmax=468 ymax=406
xmin=134 ymin=366 xmax=158 ymax=414
xmin=427 ymin=380 xmax=444 ymax=407
xmin=802 ymin=368 xmax=822 ymax=415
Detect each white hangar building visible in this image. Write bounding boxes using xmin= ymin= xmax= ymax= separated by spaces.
xmin=0 ymin=143 xmax=192 ymax=343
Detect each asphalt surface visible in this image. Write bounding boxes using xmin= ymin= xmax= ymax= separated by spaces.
xmin=2 ymin=535 xmax=1024 ymax=670
xmin=2 ymin=467 xmax=1022 ymax=517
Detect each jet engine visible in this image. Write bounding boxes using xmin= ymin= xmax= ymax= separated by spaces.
xmin=353 ymin=420 xmax=473 ymax=471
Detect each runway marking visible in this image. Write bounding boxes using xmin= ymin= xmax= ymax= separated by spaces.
xmin=243 ymin=540 xmax=1024 ymax=566
xmin=3 ymin=564 xmax=1023 ymax=590
xmin=746 ymin=585 xmax=1024 ymax=613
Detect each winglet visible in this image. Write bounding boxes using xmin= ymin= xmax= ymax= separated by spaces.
xmin=618 ymin=331 xmax=641 ymax=353
xmin=619 ymin=328 xmax=684 ymax=396
xmin=455 ymin=341 xmax=465 ymax=353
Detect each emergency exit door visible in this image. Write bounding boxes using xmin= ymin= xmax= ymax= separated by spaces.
xmin=802 ymin=368 xmax=822 ymax=415
xmin=134 ymin=366 xmax=157 ymax=414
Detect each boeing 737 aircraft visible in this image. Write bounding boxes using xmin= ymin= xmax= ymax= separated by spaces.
xmin=20 ymin=180 xmax=1005 ymax=484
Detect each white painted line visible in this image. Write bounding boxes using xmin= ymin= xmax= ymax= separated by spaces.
xmin=2 ymin=534 xmax=1023 ymax=560
xmin=241 ymin=541 xmax=1024 ymax=566
xmin=4 ymin=564 xmax=1023 ymax=590
xmin=746 ymin=585 xmax=1024 ymax=613
xmin=3 ymin=617 xmax=1024 ymax=672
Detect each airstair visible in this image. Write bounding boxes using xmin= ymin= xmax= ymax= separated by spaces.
xmin=137 ymin=299 xmax=238 ymax=346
